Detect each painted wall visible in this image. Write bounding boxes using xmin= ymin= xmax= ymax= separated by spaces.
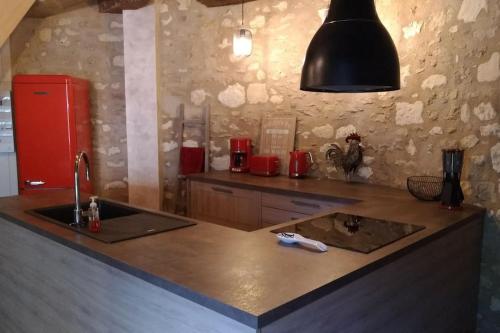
xmin=156 ymin=0 xmax=500 ymax=330
xmin=10 ymin=5 xmax=128 ymax=202
xmin=123 ymin=5 xmax=163 ymax=210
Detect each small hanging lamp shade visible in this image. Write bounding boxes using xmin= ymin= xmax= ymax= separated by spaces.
xmin=233 ymin=28 xmax=253 ymax=57
xmin=301 ymin=0 xmax=400 ymax=93
xmin=233 ymin=0 xmax=252 ymax=57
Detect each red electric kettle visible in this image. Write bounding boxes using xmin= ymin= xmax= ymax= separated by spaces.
xmin=289 ymin=150 xmax=314 ymax=178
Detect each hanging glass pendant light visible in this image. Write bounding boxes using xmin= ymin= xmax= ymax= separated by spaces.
xmin=233 ymin=0 xmax=252 ymax=57
xmin=301 ymin=0 xmax=400 ymax=93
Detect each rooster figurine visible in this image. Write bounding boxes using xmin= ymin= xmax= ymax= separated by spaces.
xmin=325 ymin=133 xmax=364 ymax=182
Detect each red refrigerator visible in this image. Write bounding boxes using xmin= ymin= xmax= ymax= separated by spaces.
xmin=13 ymin=74 xmax=92 ymax=194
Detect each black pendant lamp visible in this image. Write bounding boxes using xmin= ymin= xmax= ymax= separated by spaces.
xmin=301 ymin=0 xmax=400 ymax=93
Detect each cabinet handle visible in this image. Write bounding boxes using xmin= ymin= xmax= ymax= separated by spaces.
xmin=290 ymin=200 xmax=320 ymax=209
xmin=25 ymin=180 xmax=46 ymax=186
xmin=211 ymin=187 xmax=234 ymax=195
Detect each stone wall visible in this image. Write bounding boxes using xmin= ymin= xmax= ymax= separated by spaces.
xmin=157 ymin=0 xmax=500 ymax=330
xmin=10 ymin=5 xmax=128 ymax=202
xmin=6 ymin=0 xmax=500 ymax=330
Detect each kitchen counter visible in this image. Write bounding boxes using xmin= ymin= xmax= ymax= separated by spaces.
xmin=0 ymin=172 xmax=485 ymax=332
xmin=189 ymin=171 xmax=483 ymax=231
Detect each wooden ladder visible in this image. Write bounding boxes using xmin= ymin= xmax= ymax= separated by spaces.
xmin=173 ymin=104 xmax=210 ymax=215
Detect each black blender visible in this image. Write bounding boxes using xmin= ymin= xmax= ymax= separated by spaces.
xmin=441 ymin=149 xmax=465 ymax=209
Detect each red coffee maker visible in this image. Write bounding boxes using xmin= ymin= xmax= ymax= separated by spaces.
xmin=289 ymin=150 xmax=314 ymax=178
xmin=230 ymin=138 xmax=252 ymax=173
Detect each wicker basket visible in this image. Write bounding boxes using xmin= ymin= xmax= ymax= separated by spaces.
xmin=407 ymin=176 xmax=443 ymax=201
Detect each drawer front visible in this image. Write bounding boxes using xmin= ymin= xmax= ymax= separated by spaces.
xmin=191 ymin=181 xmax=257 ymax=199
xmin=262 ymin=207 xmax=308 ymax=226
xmin=261 ymin=192 xmax=338 ymax=215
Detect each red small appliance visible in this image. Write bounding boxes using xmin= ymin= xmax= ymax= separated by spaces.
xmin=230 ymin=138 xmax=252 ymax=173
xmin=289 ymin=150 xmax=314 ymax=178
xmin=250 ymin=155 xmax=280 ymax=176
xmin=180 ymin=147 xmax=205 ymax=176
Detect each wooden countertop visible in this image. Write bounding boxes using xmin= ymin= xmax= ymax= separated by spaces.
xmin=189 ymin=171 xmax=425 ymax=203
xmin=0 ymin=173 xmax=485 ymax=328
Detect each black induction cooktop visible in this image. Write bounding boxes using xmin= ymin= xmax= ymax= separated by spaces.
xmin=271 ymin=213 xmax=425 ymax=254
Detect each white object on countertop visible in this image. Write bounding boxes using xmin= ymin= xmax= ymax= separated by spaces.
xmin=89 ymin=196 xmax=100 ymax=219
xmin=276 ymin=232 xmax=328 ymax=252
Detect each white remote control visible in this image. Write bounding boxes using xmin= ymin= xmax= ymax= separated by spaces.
xmin=276 ymin=232 xmax=328 ymax=252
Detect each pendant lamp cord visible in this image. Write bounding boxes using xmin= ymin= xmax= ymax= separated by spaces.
xmin=241 ymin=0 xmax=244 ymax=26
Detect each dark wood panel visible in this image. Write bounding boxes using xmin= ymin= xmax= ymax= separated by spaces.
xmin=98 ymin=0 xmax=150 ymax=13
xmin=196 ymin=0 xmax=256 ymax=8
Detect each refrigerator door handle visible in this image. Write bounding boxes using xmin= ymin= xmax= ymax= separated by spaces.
xmin=25 ymin=180 xmax=46 ymax=186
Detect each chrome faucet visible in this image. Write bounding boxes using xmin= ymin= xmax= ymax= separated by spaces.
xmin=73 ymin=151 xmax=90 ymax=226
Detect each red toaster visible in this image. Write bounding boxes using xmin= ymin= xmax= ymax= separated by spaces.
xmin=250 ymin=155 xmax=280 ymax=176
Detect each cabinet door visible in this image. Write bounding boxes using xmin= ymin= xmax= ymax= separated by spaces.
xmin=0 ymin=153 xmax=18 ymax=197
xmin=189 ymin=181 xmax=261 ymax=231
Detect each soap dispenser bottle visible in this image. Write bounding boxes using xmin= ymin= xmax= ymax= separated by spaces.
xmin=88 ymin=196 xmax=101 ymax=233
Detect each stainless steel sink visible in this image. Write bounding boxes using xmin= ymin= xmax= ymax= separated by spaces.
xmin=28 ymin=199 xmax=196 ymax=243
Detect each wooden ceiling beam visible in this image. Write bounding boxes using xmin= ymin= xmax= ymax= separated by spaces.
xmin=97 ymin=0 xmax=151 ymax=14
xmin=196 ymin=0 xmax=257 ymax=8
xmin=26 ymin=0 xmax=88 ymax=18
xmin=0 ymin=0 xmax=35 ymax=46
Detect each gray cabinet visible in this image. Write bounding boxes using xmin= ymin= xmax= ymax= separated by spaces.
xmin=0 ymin=91 xmax=17 ymax=197
xmin=0 ymin=91 xmax=14 ymax=153
xmin=0 ymin=152 xmax=18 ymax=197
